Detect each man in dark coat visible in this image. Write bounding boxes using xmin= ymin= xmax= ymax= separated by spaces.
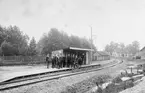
xmin=78 ymin=56 xmax=82 ymax=67
xmin=46 ymin=54 xmax=51 ymax=68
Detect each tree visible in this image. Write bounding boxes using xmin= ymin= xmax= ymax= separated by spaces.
xmin=41 ymin=28 xmax=69 ymax=54
xmin=36 ymin=33 xmax=48 ymax=55
xmin=132 ymin=41 xmax=140 ymax=53
xmin=125 ymin=41 xmax=140 ymax=55
xmin=70 ymin=35 xmax=81 ymax=48
xmin=0 ymin=25 xmax=29 ymax=56
xmin=104 ymin=41 xmax=140 ymax=57
xmin=104 ymin=42 xmax=119 ymax=55
xmin=28 ymin=37 xmax=37 ymax=56
xmin=43 ymin=28 xmax=63 ymax=54
xmin=60 ymin=31 xmax=70 ymax=48
xmin=0 ymin=47 xmax=2 ymax=56
xmin=117 ymin=43 xmax=125 ymax=56
xmin=37 ymin=28 xmax=97 ymax=55
xmin=1 ymin=41 xmax=18 ymax=56
xmin=0 ymin=26 xmax=7 ymax=45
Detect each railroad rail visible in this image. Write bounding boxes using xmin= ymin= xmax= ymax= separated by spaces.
xmin=0 ymin=59 xmax=122 ymax=91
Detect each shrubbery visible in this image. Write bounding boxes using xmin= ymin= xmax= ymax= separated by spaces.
xmin=136 ymin=56 xmax=141 ymax=59
xmin=61 ymin=73 xmax=136 ymax=93
xmin=61 ymin=75 xmax=111 ymax=93
xmin=112 ymin=76 xmax=122 ymax=84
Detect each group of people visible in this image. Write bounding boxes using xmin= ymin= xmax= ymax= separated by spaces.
xmin=46 ymin=53 xmax=86 ymax=69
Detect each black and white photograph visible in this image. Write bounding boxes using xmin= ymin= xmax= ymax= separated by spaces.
xmin=0 ymin=0 xmax=145 ymax=93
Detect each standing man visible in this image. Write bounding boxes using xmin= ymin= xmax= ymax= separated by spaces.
xmin=46 ymin=54 xmax=51 ymax=68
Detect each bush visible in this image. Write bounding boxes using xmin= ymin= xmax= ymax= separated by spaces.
xmin=61 ymin=86 xmax=77 ymax=93
xmin=61 ymin=75 xmax=111 ymax=93
xmin=136 ymin=56 xmax=141 ymax=59
xmin=103 ymin=83 xmax=117 ymax=93
xmin=125 ymin=81 xmax=134 ymax=88
xmin=1 ymin=41 xmax=19 ymax=56
xmin=102 ymin=81 xmax=134 ymax=93
xmin=112 ymin=76 xmax=122 ymax=83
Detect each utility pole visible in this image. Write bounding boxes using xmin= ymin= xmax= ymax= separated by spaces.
xmin=89 ymin=25 xmax=93 ymax=63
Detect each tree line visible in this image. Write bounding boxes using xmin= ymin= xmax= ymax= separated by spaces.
xmin=0 ymin=25 xmax=96 ymax=56
xmin=104 ymin=41 xmax=140 ymax=56
xmin=0 ymin=25 xmax=37 ymax=56
xmin=37 ymin=28 xmax=96 ymax=55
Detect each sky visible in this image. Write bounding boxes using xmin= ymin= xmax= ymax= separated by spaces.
xmin=0 ymin=0 xmax=145 ymax=50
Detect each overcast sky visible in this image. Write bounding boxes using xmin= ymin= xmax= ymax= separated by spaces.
xmin=0 ymin=0 xmax=145 ymax=50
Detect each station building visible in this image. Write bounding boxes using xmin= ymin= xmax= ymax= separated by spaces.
xmin=93 ymin=51 xmax=110 ymax=61
xmin=51 ymin=47 xmax=93 ymax=65
xmin=135 ymin=46 xmax=145 ymax=59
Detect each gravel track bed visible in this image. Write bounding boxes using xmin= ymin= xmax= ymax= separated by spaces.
xmin=1 ymin=60 xmax=126 ymax=93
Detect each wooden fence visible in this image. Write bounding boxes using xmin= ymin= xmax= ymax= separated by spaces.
xmin=0 ymin=56 xmax=46 ymax=66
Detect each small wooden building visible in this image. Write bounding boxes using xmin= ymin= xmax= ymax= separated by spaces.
xmin=93 ymin=51 xmax=110 ymax=61
xmin=135 ymin=46 xmax=145 ymax=59
xmin=52 ymin=47 xmax=93 ymax=65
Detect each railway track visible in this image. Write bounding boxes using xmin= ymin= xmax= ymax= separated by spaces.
xmin=0 ymin=59 xmax=121 ymax=91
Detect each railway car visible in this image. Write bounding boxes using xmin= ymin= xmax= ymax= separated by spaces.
xmin=51 ymin=47 xmax=93 ymax=69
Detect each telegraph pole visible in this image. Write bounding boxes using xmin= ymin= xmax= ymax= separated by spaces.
xmin=89 ymin=25 xmax=93 ymax=63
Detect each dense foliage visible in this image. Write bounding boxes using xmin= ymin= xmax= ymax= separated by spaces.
xmin=37 ymin=28 xmax=96 ymax=55
xmin=0 ymin=25 xmax=29 ymax=56
xmin=0 ymin=25 xmax=96 ymax=56
xmin=104 ymin=41 xmax=140 ymax=56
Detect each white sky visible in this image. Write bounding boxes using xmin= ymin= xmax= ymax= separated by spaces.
xmin=0 ymin=0 xmax=145 ymax=50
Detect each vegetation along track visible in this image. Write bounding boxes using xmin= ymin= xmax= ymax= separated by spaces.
xmin=0 ymin=60 xmax=122 ymax=91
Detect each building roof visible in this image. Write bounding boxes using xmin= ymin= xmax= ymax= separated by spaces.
xmin=68 ymin=47 xmax=94 ymax=51
xmin=136 ymin=46 xmax=145 ymax=57
xmin=98 ymin=51 xmax=110 ymax=56
xmin=140 ymin=46 xmax=145 ymax=51
xmin=94 ymin=51 xmax=110 ymax=56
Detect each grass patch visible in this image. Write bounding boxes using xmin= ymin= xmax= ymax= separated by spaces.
xmin=61 ymin=72 xmax=137 ymax=93
xmin=102 ymin=80 xmax=134 ymax=93
xmin=97 ymin=74 xmax=134 ymax=93
xmin=61 ymin=75 xmax=111 ymax=93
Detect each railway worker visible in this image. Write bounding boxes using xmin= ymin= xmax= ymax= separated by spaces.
xmin=52 ymin=55 xmax=55 ymax=68
xmin=73 ymin=54 xmax=78 ymax=68
xmin=70 ymin=54 xmax=73 ymax=68
xmin=51 ymin=55 xmax=55 ymax=68
xmin=70 ymin=54 xmax=74 ymax=68
xmin=46 ymin=54 xmax=49 ymax=68
xmin=67 ymin=54 xmax=71 ymax=67
xmin=69 ymin=54 xmax=72 ymax=67
xmin=58 ymin=55 xmax=63 ymax=68
xmin=46 ymin=54 xmax=51 ymax=68
xmin=66 ymin=53 xmax=70 ymax=68
xmin=78 ymin=56 xmax=82 ymax=67
xmin=64 ymin=54 xmax=67 ymax=67
xmin=53 ymin=55 xmax=57 ymax=68
xmin=55 ymin=55 xmax=59 ymax=68
xmin=61 ymin=54 xmax=65 ymax=68
xmin=81 ymin=54 xmax=84 ymax=65
xmin=59 ymin=55 xmax=63 ymax=68
xmin=74 ymin=55 xmax=78 ymax=68
xmin=57 ymin=55 xmax=60 ymax=68
xmin=55 ymin=55 xmax=58 ymax=68
xmin=59 ymin=54 xmax=63 ymax=68
xmin=62 ymin=54 xmax=66 ymax=67
xmin=82 ymin=53 xmax=86 ymax=65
